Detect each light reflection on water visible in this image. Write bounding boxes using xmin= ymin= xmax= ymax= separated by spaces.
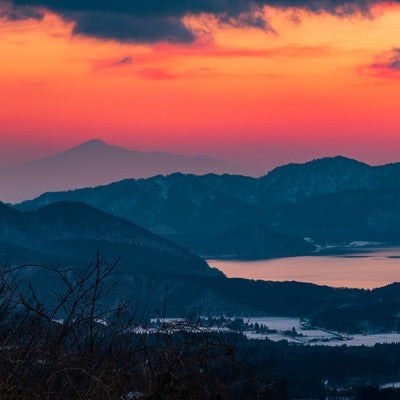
xmin=207 ymin=247 xmax=400 ymax=289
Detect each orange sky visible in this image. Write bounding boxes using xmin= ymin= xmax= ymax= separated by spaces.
xmin=1 ymin=3 xmax=400 ymax=170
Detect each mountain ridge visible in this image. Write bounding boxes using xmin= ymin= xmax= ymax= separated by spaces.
xmin=0 ymin=200 xmax=220 ymax=277
xmin=0 ymin=139 xmax=261 ymax=203
xmin=15 ymin=154 xmax=400 ymax=257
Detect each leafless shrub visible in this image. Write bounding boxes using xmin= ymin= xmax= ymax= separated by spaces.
xmin=0 ymin=253 xmax=283 ymax=400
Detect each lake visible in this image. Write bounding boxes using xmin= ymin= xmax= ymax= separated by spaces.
xmin=208 ymin=247 xmax=400 ymax=289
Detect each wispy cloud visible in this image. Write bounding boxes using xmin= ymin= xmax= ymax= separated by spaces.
xmin=92 ymin=55 xmax=133 ymax=71
xmin=360 ymin=48 xmax=400 ymax=80
xmin=93 ymin=43 xmax=338 ymax=67
xmin=90 ymin=43 xmax=336 ymax=80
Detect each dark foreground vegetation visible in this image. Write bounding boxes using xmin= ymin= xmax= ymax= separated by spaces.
xmin=0 ymin=254 xmax=286 ymax=400
xmin=0 ymin=254 xmax=399 ymax=399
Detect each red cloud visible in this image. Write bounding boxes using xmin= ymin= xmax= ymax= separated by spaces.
xmin=361 ymin=48 xmax=400 ymax=80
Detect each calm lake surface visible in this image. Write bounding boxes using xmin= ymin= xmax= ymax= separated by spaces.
xmin=208 ymin=247 xmax=400 ymax=289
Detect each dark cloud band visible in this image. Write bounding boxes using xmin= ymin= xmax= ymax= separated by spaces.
xmin=0 ymin=0 xmax=391 ymax=43
xmin=72 ymin=13 xmax=195 ymax=43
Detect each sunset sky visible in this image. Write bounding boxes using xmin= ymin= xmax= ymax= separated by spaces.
xmin=1 ymin=0 xmax=400 ymax=171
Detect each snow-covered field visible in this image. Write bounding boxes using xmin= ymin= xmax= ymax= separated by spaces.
xmin=148 ymin=316 xmax=400 ymax=346
xmin=242 ymin=317 xmax=400 ymax=346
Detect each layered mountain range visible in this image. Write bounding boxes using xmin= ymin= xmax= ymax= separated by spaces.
xmin=16 ymin=155 xmax=400 ymax=257
xmin=0 ymin=139 xmax=260 ymax=203
xmin=2 ymin=154 xmax=400 ymax=327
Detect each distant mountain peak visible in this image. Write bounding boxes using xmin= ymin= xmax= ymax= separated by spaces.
xmin=0 ymin=139 xmax=259 ymax=203
xmin=63 ymin=138 xmax=123 ymax=154
xmin=309 ymin=155 xmax=368 ymax=166
xmin=79 ymin=138 xmax=109 ymax=147
xmin=266 ymin=155 xmax=369 ymax=177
